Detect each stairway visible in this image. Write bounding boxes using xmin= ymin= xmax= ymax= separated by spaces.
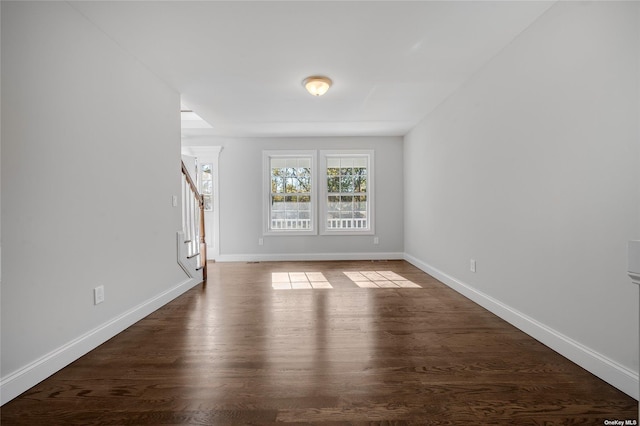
xmin=178 ymin=161 xmax=207 ymax=282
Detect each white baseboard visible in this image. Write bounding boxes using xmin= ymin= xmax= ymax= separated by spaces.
xmin=216 ymin=252 xmax=405 ymax=262
xmin=403 ymin=253 xmax=639 ymax=400
xmin=0 ymin=277 xmax=202 ymax=405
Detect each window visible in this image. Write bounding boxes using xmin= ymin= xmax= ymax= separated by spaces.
xmin=263 ymin=151 xmax=317 ymax=235
xmin=320 ymin=150 xmax=374 ymax=235
xmin=199 ymin=163 xmax=213 ymax=211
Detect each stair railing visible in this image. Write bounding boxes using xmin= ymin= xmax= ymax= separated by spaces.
xmin=181 ymin=161 xmax=207 ymax=281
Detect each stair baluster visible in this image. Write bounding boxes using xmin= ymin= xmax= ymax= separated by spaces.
xmin=181 ymin=161 xmax=207 ymax=281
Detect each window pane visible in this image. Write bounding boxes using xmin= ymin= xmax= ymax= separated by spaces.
xmin=285 ymin=210 xmax=298 ymax=220
xmin=327 ymin=158 xmax=340 ymax=168
xmin=341 ymin=167 xmax=353 ymax=176
xmin=284 ymin=178 xmax=294 ymax=193
xmin=202 ymin=180 xmax=212 ymax=195
xmin=272 ymin=177 xmax=283 ymax=193
xmin=327 ymin=177 xmax=340 ymax=193
xmin=354 ymin=218 xmax=367 ymax=228
xmin=296 ymin=177 xmax=305 ymax=192
xmin=298 ymin=157 xmax=311 ymax=168
xmin=340 ymin=176 xmax=354 ymax=192
xmin=298 ymin=176 xmax=310 ymax=192
xmin=353 ymin=167 xmax=367 ymax=176
xmin=285 ymin=158 xmax=298 ymax=169
xmin=323 ymin=153 xmax=371 ymax=232
xmin=200 ymin=163 xmax=213 ymax=199
xmin=353 ymin=157 xmax=367 ymax=168
xmin=356 ymin=176 xmax=367 ymax=193
xmin=340 ymin=157 xmax=354 ymax=169
xmin=285 ymin=195 xmax=297 ymax=206
xmin=297 ymin=166 xmax=311 ymax=177
xmin=328 ymin=195 xmax=340 ymax=212
xmin=273 ymin=158 xmax=287 ymax=168
xmin=267 ymin=153 xmax=315 ymax=232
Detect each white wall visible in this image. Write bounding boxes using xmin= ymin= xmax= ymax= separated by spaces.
xmin=404 ymin=1 xmax=639 ymax=398
xmin=1 ymin=2 xmax=191 ymax=403
xmin=0 ymin=0 xmax=3 ymax=290
xmin=184 ymin=136 xmax=404 ymax=260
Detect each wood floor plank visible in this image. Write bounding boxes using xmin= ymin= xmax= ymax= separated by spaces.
xmin=1 ymin=260 xmax=637 ymax=425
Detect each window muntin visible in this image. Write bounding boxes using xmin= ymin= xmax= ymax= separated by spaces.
xmin=264 ymin=151 xmax=317 ymax=235
xmin=321 ymin=151 xmax=374 ymax=235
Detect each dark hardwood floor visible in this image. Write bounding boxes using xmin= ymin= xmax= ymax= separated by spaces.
xmin=2 ymin=260 xmax=637 ymax=425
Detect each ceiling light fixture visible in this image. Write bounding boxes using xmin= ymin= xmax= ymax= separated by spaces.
xmin=302 ymin=76 xmax=332 ymax=96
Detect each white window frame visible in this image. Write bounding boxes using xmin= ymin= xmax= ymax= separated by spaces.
xmin=263 ymin=150 xmax=317 ymax=236
xmin=319 ymin=150 xmax=375 ymax=236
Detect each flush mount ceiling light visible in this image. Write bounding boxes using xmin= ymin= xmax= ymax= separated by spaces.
xmin=302 ymin=76 xmax=332 ymax=96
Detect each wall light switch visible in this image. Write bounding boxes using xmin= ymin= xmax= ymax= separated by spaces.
xmin=172 ymin=195 xmax=178 ymax=207
xmin=94 ymin=285 xmax=105 ymax=305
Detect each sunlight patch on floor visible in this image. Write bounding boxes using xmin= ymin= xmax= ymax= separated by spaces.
xmin=343 ymin=271 xmax=421 ymax=288
xmin=272 ymin=272 xmax=333 ymax=290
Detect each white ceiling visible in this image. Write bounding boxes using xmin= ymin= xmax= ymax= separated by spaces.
xmin=70 ymin=1 xmax=555 ymax=138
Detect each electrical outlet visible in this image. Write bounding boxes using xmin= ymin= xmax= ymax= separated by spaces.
xmin=172 ymin=195 xmax=178 ymax=207
xmin=258 ymin=238 xmax=264 ymax=246
xmin=470 ymin=259 xmax=477 ymax=273
xmin=94 ymin=285 xmax=105 ymax=305
xmin=373 ymin=237 xmax=379 ymax=245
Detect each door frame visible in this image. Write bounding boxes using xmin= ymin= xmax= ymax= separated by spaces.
xmin=181 ymin=145 xmax=222 ymax=260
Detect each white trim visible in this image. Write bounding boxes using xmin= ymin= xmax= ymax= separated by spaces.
xmin=217 ymin=252 xmax=404 ymax=263
xmin=319 ymin=150 xmax=375 ymax=236
xmin=263 ymin=150 xmax=318 ymax=236
xmin=0 ymin=277 xmax=202 ymax=405
xmin=403 ymin=252 xmax=640 ymax=400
